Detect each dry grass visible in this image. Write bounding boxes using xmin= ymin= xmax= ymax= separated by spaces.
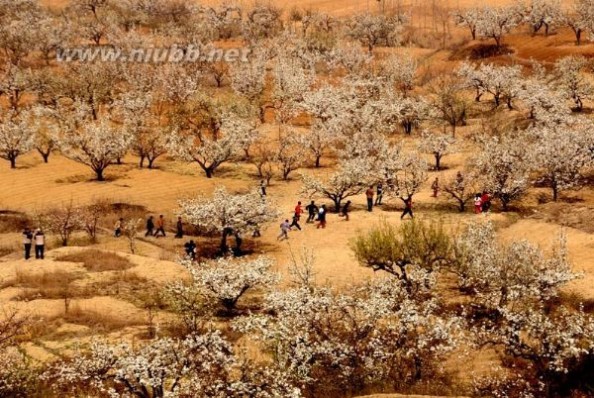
xmin=56 ymin=249 xmax=135 ymax=272
xmin=12 ymin=269 xmax=83 ymax=301
xmin=0 ymin=243 xmax=16 ymax=258
xmin=63 ymin=305 xmax=145 ymax=332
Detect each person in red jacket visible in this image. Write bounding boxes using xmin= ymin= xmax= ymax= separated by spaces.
xmin=481 ymin=191 xmax=491 ymax=213
xmin=290 ymin=201 xmax=303 ymax=230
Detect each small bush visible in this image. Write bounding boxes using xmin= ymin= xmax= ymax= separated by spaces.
xmin=56 ymin=250 xmax=134 ymax=272
xmin=0 ymin=210 xmax=30 ymax=233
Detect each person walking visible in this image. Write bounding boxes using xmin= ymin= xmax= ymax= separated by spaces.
xmin=34 ymin=229 xmax=45 ymax=259
xmin=184 ymin=240 xmax=197 ymax=260
xmin=340 ymin=200 xmax=352 ymax=221
xmin=154 ymin=215 xmax=166 ymax=237
xmin=175 ymin=217 xmax=184 ymax=238
xmin=400 ymin=195 xmax=414 ymax=220
xmin=375 ymin=183 xmax=383 ymax=206
xmin=114 ymin=218 xmax=123 ymax=237
xmin=290 ymin=201 xmax=303 ymax=230
xmin=22 ymin=227 xmax=33 ymax=260
xmin=290 ymin=212 xmax=302 ymax=231
xmin=278 ymin=219 xmax=291 ymax=241
xmin=431 ymin=177 xmax=439 ymax=198
xmin=305 ymin=200 xmax=318 ymax=223
xmin=316 ymin=204 xmax=327 ymax=229
xmin=145 ymin=216 xmax=155 ymax=237
xmin=366 ymin=186 xmax=374 ymax=212
xmin=260 ymin=180 xmax=267 ymax=196
xmin=474 ymin=194 xmax=482 ymax=214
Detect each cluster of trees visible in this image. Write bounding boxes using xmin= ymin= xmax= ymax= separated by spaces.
xmin=454 ymin=0 xmax=594 ymax=46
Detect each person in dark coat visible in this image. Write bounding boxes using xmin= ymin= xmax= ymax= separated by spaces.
xmin=400 ymin=195 xmax=414 ymax=219
xmin=145 ymin=216 xmax=154 ymax=237
xmin=175 ymin=217 xmax=183 ymax=238
xmin=305 ymin=200 xmax=318 ymax=223
xmin=340 ymin=200 xmax=352 ymax=221
xmin=22 ymin=227 xmax=33 ymax=260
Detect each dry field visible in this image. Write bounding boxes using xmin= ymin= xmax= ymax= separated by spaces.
xmin=1 ymin=0 xmax=594 ymax=397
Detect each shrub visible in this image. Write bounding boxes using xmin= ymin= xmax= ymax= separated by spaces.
xmin=56 ymin=250 xmax=134 ymax=272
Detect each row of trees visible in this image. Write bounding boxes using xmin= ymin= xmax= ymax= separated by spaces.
xmin=4 ymin=220 xmax=591 ymax=397
xmin=454 ymin=0 xmax=594 ymax=47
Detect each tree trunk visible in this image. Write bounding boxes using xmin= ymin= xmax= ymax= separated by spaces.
xmin=139 ymin=155 xmax=145 ymax=168
xmin=233 ymin=233 xmax=242 ymax=256
xmin=575 ymin=29 xmax=582 ymax=46
xmin=205 ymin=168 xmax=214 ymax=178
xmin=147 ymin=158 xmax=155 ymax=169
xmin=96 ymin=168 xmax=105 ymax=181
xmin=37 ymin=148 xmax=50 ymax=163
xmin=9 ymin=156 xmax=16 ymax=169
xmin=458 ymin=200 xmax=465 ymax=212
xmin=220 ymin=228 xmax=232 ymax=255
xmin=552 ymin=183 xmax=558 ymax=202
xmin=333 ymin=198 xmax=341 ymax=213
xmin=494 ymin=35 xmax=502 ymax=49
xmin=402 ymin=121 xmax=413 ymax=135
xmin=434 ymin=153 xmax=441 ymax=171
xmin=315 ymin=155 xmax=321 ymax=168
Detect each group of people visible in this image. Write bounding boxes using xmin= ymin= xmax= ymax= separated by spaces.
xmin=21 ymin=227 xmax=46 ymax=260
xmin=277 ymin=200 xmax=331 ymax=241
xmin=365 ymin=184 xmax=415 ymax=220
xmin=277 ymin=191 xmax=416 ymax=240
xmin=113 ymin=215 xmax=184 ymax=239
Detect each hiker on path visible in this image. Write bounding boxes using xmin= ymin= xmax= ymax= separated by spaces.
xmin=316 ymin=204 xmax=327 ymax=229
xmin=366 ymin=186 xmax=374 ymax=212
xmin=431 ymin=178 xmax=439 ymax=198
xmin=278 ymin=219 xmax=291 ymax=241
xmin=34 ymin=229 xmax=45 ymax=259
xmin=305 ymin=200 xmax=318 ymax=223
xmin=340 ymin=200 xmax=352 ymax=221
xmin=145 ymin=216 xmax=154 ymax=237
xmin=375 ymin=183 xmax=384 ymax=206
xmin=400 ymin=195 xmax=414 ymax=220
xmin=114 ymin=218 xmax=123 ymax=237
xmin=22 ymin=227 xmax=33 ymax=260
xmin=175 ymin=217 xmax=184 ymax=238
xmin=154 ymin=215 xmax=166 ymax=237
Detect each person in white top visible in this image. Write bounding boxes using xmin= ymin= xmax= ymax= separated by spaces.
xmin=34 ymin=229 xmax=45 ymax=259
